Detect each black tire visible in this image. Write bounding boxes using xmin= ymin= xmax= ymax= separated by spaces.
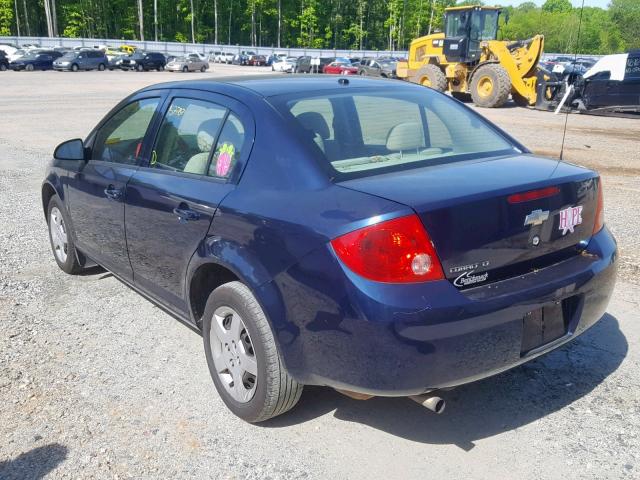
xmin=200 ymin=65 xmax=206 ymax=72
xmin=158 ymin=64 xmax=165 ymax=71
xmin=470 ymin=63 xmax=511 ymax=108
xmin=71 ymin=63 xmax=79 ymax=72
xmin=414 ymin=64 xmax=447 ymax=91
xmin=0 ymin=64 xmax=7 ymax=71
xmin=136 ymin=64 xmax=144 ymax=72
xmin=202 ymin=281 xmax=303 ymax=423
xmin=98 ymin=63 xmax=105 ymax=71
xmin=182 ymin=66 xmax=188 ymax=73
xmin=511 ymin=91 xmax=531 ymax=107
xmin=26 ymin=64 xmax=34 ymax=71
xmin=47 ymin=195 xmax=83 ymax=275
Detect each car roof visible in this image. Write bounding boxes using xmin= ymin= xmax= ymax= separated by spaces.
xmin=140 ymin=75 xmax=413 ymax=98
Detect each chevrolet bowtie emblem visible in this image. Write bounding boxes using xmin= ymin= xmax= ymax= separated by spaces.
xmin=524 ymin=209 xmax=550 ymax=227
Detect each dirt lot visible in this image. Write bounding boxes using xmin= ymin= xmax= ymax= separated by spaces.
xmin=0 ymin=66 xmax=639 ymax=480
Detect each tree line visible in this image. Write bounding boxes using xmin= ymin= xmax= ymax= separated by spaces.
xmin=0 ymin=0 xmax=637 ymax=53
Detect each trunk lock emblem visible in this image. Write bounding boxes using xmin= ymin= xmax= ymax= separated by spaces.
xmin=524 ymin=209 xmax=550 ymax=227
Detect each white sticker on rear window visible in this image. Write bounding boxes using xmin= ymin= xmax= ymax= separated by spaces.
xmin=558 ymin=205 xmax=583 ymax=235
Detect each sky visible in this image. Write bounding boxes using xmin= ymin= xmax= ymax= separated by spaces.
xmin=496 ymin=0 xmax=611 ymax=8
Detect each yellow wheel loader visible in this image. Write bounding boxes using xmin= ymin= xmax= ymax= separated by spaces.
xmin=397 ymin=6 xmax=544 ymax=108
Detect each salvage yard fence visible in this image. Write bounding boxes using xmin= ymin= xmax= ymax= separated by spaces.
xmin=0 ymin=36 xmax=408 ymax=59
xmin=0 ymin=36 xmax=603 ymax=62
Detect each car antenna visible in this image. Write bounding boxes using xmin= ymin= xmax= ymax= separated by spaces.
xmin=559 ymin=0 xmax=586 ymax=161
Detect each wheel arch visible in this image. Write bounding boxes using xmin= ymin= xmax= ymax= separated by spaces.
xmin=185 ymin=237 xmax=276 ymax=330
xmin=41 ymin=177 xmax=63 ymax=220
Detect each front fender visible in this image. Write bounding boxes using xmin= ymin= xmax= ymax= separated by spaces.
xmin=41 ymin=171 xmax=65 ymax=217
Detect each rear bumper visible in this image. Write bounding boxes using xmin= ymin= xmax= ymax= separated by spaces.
xmin=272 ymin=227 xmax=617 ymax=396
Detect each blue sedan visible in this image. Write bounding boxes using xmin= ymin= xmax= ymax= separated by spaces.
xmin=42 ymin=75 xmax=617 ymax=422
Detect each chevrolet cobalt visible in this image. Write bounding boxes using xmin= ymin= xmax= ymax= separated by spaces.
xmin=43 ymin=76 xmax=617 ymax=422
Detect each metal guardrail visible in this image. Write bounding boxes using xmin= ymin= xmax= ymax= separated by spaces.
xmin=0 ymin=36 xmax=408 ymax=59
xmin=0 ymin=36 xmax=605 ymax=62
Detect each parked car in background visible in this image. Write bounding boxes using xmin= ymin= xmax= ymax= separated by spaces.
xmin=232 ymin=52 xmax=249 ymax=65
xmin=358 ymin=58 xmax=398 ymax=78
xmin=8 ymin=48 xmax=28 ymax=62
xmin=53 ymin=50 xmax=108 ymax=71
xmin=295 ymin=55 xmax=312 ymax=73
xmin=0 ymin=51 xmax=9 ymax=71
xmin=119 ymin=45 xmax=137 ymax=55
xmin=0 ymin=43 xmax=18 ymax=57
xmin=247 ymin=53 xmax=267 ymax=66
xmin=166 ymin=54 xmax=210 ymax=72
xmin=323 ymin=59 xmax=358 ymax=75
xmin=108 ymin=54 xmax=130 ymax=71
xmin=124 ymin=51 xmax=166 ymax=71
xmin=266 ymin=53 xmax=286 ymax=66
xmin=219 ymin=52 xmax=234 ymax=64
xmin=209 ymin=51 xmax=221 ymax=62
xmin=190 ymin=52 xmax=208 ymax=62
xmin=44 ymin=75 xmax=616 ymax=423
xmin=272 ymin=56 xmax=297 ymax=73
xmin=574 ymin=52 xmax=640 ymax=113
xmin=316 ymin=57 xmax=336 ymax=73
xmin=10 ymin=51 xmax=62 ymax=71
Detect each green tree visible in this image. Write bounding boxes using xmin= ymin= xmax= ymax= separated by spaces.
xmin=542 ymin=0 xmax=572 ymax=13
xmin=0 ymin=0 xmax=14 ymax=35
xmin=609 ymin=0 xmax=640 ymax=50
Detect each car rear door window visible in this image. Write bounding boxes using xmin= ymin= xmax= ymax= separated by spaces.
xmin=207 ymin=113 xmax=245 ymax=179
xmin=92 ymin=98 xmax=160 ymax=164
xmin=151 ymin=98 xmax=227 ymax=175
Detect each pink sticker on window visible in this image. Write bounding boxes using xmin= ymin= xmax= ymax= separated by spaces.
xmin=215 ymin=143 xmax=235 ymax=177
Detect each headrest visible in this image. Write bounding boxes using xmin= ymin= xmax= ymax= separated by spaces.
xmin=197 ymin=119 xmax=221 ymax=152
xmin=386 ymin=122 xmax=424 ymax=151
xmin=296 ymin=112 xmax=330 ymax=140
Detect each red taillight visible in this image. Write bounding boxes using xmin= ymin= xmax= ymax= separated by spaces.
xmin=330 ymin=214 xmax=444 ymax=283
xmin=507 ymin=186 xmax=560 ymax=204
xmin=593 ymin=180 xmax=604 ymax=234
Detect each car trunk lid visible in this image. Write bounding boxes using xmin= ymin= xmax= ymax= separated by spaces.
xmin=338 ymin=154 xmax=599 ymax=289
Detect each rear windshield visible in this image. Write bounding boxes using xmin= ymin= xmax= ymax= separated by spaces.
xmin=271 ymin=87 xmax=517 ymax=180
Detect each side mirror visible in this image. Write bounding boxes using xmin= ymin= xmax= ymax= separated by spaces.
xmin=54 ymin=139 xmax=85 ymax=161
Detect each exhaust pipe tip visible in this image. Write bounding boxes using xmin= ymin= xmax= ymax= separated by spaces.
xmin=409 ymin=394 xmax=446 ymax=414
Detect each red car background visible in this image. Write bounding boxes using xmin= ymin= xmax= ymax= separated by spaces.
xmin=323 ymin=60 xmax=358 ymax=75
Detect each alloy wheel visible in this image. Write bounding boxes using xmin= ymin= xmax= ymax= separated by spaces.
xmin=49 ymin=207 xmax=68 ymax=263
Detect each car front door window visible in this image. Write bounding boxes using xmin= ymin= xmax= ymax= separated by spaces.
xmin=92 ymin=98 xmax=160 ymax=164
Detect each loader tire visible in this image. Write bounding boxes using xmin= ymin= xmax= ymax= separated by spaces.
xmin=511 ymin=92 xmax=531 ymax=107
xmin=470 ymin=64 xmax=511 ymax=108
xmin=414 ymin=64 xmax=447 ymax=92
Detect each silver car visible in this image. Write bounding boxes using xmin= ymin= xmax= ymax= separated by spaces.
xmin=166 ymin=54 xmax=209 ymax=72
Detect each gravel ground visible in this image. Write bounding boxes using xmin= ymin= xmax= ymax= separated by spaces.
xmin=0 ymin=66 xmax=639 ymax=480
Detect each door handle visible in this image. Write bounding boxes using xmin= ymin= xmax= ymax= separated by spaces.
xmin=104 ymin=185 xmax=123 ymax=200
xmin=173 ymin=206 xmax=200 ymax=223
